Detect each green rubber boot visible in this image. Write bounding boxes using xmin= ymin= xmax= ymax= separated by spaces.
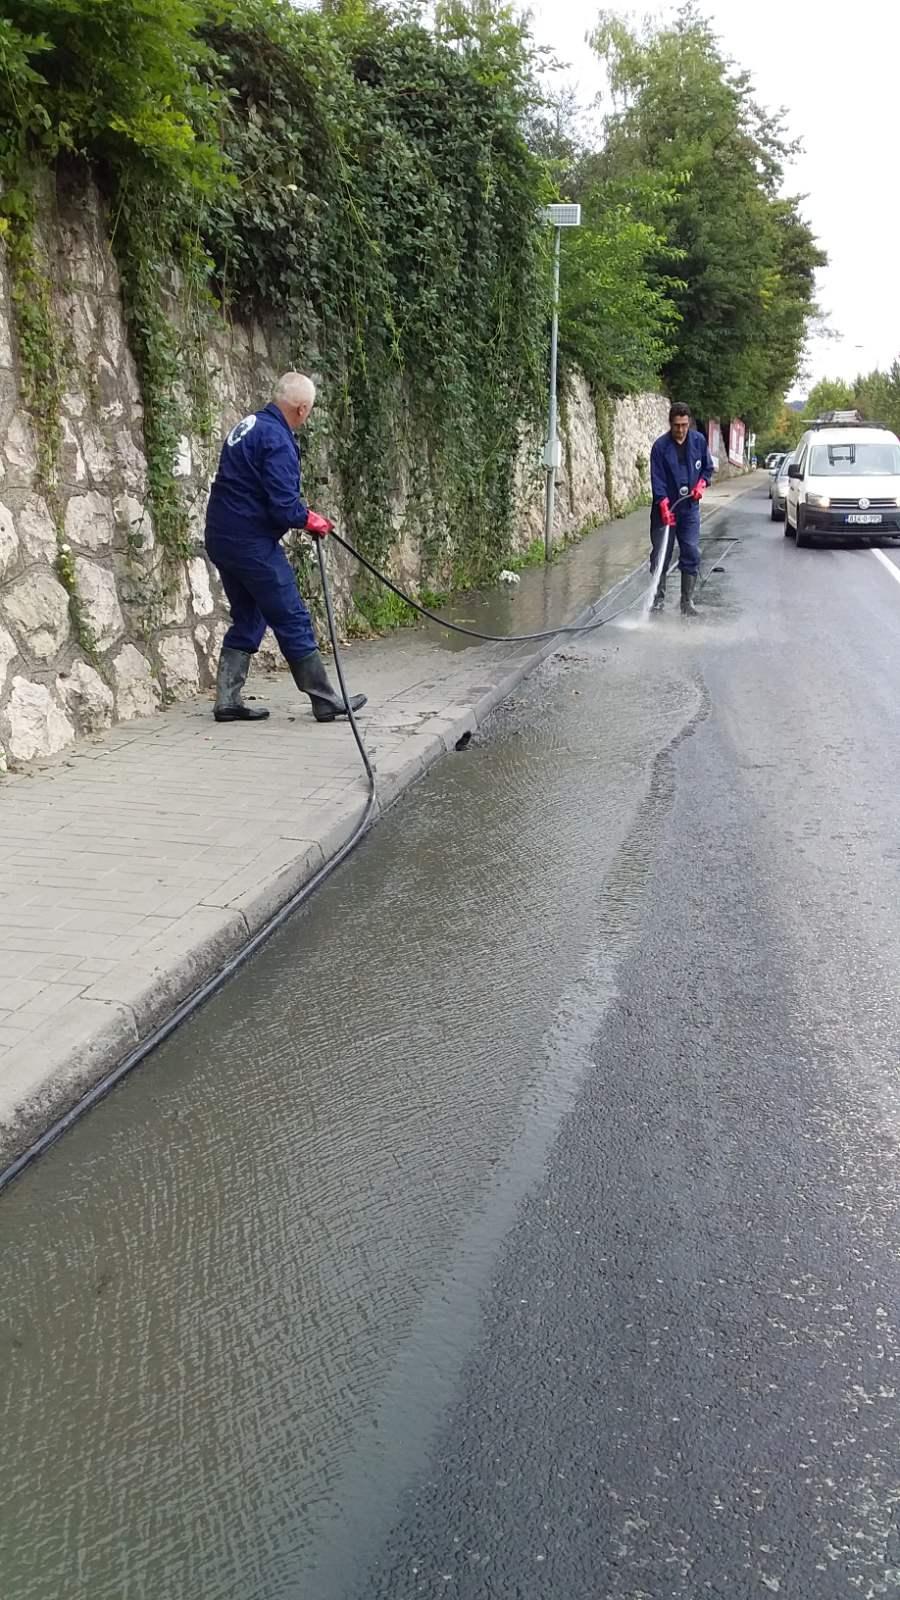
xmin=214 ymin=647 xmax=269 ymax=722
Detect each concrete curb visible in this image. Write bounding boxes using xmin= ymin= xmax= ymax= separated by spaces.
xmin=0 ymin=490 xmax=746 ymax=1175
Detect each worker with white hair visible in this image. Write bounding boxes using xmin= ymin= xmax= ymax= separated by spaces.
xmin=204 ymin=371 xmax=366 ymax=723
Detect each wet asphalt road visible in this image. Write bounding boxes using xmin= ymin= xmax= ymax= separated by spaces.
xmin=353 ymin=501 xmax=900 ymax=1598
xmin=6 ymin=487 xmax=900 ymax=1598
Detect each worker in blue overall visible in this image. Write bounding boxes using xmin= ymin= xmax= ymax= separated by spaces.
xmin=649 ymin=403 xmax=716 ymax=616
xmin=205 ymin=371 xmax=367 ymax=723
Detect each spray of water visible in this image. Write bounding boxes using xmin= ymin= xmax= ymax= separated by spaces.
xmin=615 ymin=490 xmax=689 ymax=632
xmin=615 ymin=524 xmax=676 ymax=632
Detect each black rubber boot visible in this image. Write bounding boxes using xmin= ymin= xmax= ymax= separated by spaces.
xmin=681 ymin=572 xmax=699 ymax=617
xmin=288 ymin=650 xmax=367 ymax=723
xmin=214 ymin=646 xmax=269 ymax=722
xmin=651 ymin=574 xmax=667 ymax=613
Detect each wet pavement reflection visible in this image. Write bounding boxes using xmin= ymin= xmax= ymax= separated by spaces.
xmin=0 ymin=597 xmax=700 ymax=1598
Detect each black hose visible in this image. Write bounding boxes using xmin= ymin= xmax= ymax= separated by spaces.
xmin=0 ymin=498 xmax=728 ymax=1194
xmin=328 ymin=487 xmax=701 ymax=644
xmin=0 ymin=545 xmax=376 ymax=1198
xmin=315 ymin=536 xmax=377 ymax=805
xmin=331 ymin=530 xmax=642 ymax=642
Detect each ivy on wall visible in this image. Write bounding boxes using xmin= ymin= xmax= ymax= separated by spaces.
xmin=204 ymin=2 xmax=549 ymax=587
xmin=1 ymin=0 xmax=553 ymax=605
xmin=0 ymin=0 xmax=225 ymax=641
xmin=0 ymin=180 xmax=100 ymax=659
xmin=111 ymin=197 xmax=219 ymax=572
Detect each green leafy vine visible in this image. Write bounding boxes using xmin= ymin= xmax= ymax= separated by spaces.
xmin=593 ymin=387 xmax=616 ymax=516
xmin=1 ymin=183 xmax=63 ymax=482
xmin=1 ymin=0 xmax=555 ymax=626
xmin=1 ymin=176 xmax=99 ymax=660
xmin=111 ymin=193 xmax=218 ymax=582
xmin=54 ymin=537 xmax=99 ymax=661
xmin=201 ymin=2 xmax=550 ymax=592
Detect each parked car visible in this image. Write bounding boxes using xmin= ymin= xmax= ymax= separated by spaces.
xmin=765 ymin=451 xmax=783 ymax=470
xmin=770 ymin=452 xmax=794 ymax=521
xmin=785 ymin=418 xmax=900 ymax=546
xmin=767 ymin=453 xmax=785 ymax=497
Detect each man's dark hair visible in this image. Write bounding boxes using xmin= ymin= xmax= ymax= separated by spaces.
xmin=669 ymin=402 xmax=691 ymax=424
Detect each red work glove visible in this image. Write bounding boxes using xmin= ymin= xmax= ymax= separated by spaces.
xmin=691 ymin=478 xmax=708 ymax=502
xmin=304 ymin=509 xmax=334 ymax=538
xmin=659 ymin=497 xmax=677 ymax=528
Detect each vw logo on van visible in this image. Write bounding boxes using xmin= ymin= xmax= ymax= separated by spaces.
xmin=859 ymin=497 xmax=870 ymax=509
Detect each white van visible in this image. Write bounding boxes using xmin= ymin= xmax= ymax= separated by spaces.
xmin=785 ymin=414 xmax=900 ymax=547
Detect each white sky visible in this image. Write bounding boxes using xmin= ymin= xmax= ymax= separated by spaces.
xmin=524 ymin=0 xmax=900 ymax=397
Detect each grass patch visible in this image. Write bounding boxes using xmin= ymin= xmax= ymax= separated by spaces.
xmin=350 ymin=584 xmax=449 ymax=637
xmin=507 ymin=536 xmax=550 ymax=572
xmin=613 ymin=492 xmax=652 ymax=519
xmin=508 ymin=513 xmax=606 ymax=572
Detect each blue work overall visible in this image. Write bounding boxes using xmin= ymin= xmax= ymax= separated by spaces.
xmin=649 ymin=428 xmax=716 ymax=580
xmin=205 ymin=403 xmax=317 ymax=661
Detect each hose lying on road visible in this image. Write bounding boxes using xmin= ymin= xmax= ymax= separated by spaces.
xmin=0 ymin=507 xmax=731 ymax=1195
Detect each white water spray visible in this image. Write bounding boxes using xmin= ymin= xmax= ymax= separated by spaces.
xmin=615 ymin=488 xmax=690 ymax=631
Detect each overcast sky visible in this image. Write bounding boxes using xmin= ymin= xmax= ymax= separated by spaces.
xmin=524 ymin=0 xmax=900 ymax=396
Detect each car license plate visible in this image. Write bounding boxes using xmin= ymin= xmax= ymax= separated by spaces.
xmin=847 ymin=513 xmax=882 ymax=525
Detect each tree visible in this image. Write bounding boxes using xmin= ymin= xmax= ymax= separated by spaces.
xmin=758 ymin=403 xmax=804 ymax=456
xmin=801 ymin=378 xmax=856 ymax=418
xmin=523 ymin=82 xmax=587 ymax=183
xmin=589 ymin=6 xmax=824 ymax=427
xmin=557 ymin=180 xmax=680 ymax=395
xmin=758 ymin=372 xmax=900 ymax=458
xmin=854 ymin=362 xmax=900 ymax=435
xmin=1 ymin=0 xmax=225 ymax=192
xmin=434 ymin=0 xmax=544 ymax=100
xmin=522 ymin=70 xmax=683 ymax=396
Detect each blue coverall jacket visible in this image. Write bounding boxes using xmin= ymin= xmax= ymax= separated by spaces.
xmin=649 ymin=427 xmax=716 ymax=576
xmin=205 ymin=403 xmax=318 ymax=660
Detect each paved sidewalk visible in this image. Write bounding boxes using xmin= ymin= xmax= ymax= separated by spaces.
xmin=0 ymin=475 xmax=760 ymax=1163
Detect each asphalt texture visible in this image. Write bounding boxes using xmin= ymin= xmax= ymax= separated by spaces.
xmin=349 ymin=501 xmax=900 ymax=1599
xmin=5 ymin=486 xmax=900 ymax=1599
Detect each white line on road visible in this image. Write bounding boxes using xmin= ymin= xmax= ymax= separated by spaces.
xmin=872 ymin=548 xmax=900 ymax=588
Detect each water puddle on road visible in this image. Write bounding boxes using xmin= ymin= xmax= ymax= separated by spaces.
xmin=0 ymin=637 xmax=702 ymax=1600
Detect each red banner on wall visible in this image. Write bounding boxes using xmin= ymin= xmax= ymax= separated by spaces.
xmin=728 ymin=419 xmax=746 ymax=467
xmin=707 ymin=418 xmax=723 ymax=467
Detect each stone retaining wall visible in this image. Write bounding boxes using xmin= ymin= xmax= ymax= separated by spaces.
xmin=0 ymin=173 xmax=669 ymax=768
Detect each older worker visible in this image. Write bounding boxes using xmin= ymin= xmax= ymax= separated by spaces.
xmin=205 ymin=372 xmax=367 ymax=723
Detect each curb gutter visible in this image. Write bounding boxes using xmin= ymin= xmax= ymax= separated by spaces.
xmin=0 ymin=494 xmax=740 ymax=1177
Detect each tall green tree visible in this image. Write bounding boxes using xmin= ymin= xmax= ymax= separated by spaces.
xmin=801 ymin=378 xmax=857 ymax=417
xmin=0 ymin=0 xmax=224 ymax=192
xmin=759 ymin=403 xmax=804 ymax=455
xmin=589 ymin=6 xmax=824 ymax=427
xmin=854 ymin=362 xmax=900 ymax=435
xmin=523 ymin=82 xmax=587 ymax=180
xmin=521 ymin=75 xmax=681 ymax=396
xmin=557 ymin=179 xmax=680 ymax=395
xmin=434 ymin=0 xmax=544 ymax=97
xmin=758 ymin=372 xmax=900 ymax=457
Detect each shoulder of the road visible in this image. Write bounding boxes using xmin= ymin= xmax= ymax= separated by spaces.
xmin=0 ymin=475 xmax=758 ymax=1171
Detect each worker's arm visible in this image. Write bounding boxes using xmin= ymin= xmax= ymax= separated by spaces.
xmin=650 ymin=438 xmax=670 ymax=505
xmin=261 ymin=432 xmax=311 ymax=533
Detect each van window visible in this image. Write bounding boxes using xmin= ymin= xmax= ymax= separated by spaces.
xmin=810 ymin=441 xmax=900 ymax=476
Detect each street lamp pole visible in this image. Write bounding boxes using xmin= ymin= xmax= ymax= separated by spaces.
xmin=539 ymin=204 xmax=581 ymax=561
xmin=543 ymin=224 xmax=561 ymax=560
